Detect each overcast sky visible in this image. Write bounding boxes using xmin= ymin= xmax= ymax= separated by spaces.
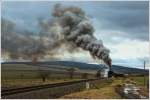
xmin=2 ymin=1 xmax=149 ymax=69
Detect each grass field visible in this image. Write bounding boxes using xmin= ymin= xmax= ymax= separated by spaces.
xmin=130 ymin=76 xmax=149 ymax=86
xmin=1 ymin=63 xmax=149 ymax=99
xmin=1 ymin=78 xmax=83 ymax=90
xmin=1 ymin=64 xmax=95 ymax=89
xmin=61 ymin=78 xmax=122 ymax=99
xmin=61 ymin=76 xmax=149 ymax=99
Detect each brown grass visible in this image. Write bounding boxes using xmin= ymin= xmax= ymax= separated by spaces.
xmin=1 ymin=78 xmax=81 ymax=90
xmin=61 ymin=78 xmax=123 ymax=99
xmin=61 ymin=76 xmax=149 ymax=99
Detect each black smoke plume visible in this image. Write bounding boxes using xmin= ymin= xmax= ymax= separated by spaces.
xmin=2 ymin=4 xmax=111 ymax=67
xmin=50 ymin=4 xmax=112 ymax=67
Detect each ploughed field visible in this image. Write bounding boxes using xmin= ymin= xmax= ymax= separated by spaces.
xmin=1 ymin=63 xmax=96 ymax=90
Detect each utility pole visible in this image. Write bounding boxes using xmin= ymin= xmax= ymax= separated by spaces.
xmin=143 ymin=61 xmax=146 ymax=87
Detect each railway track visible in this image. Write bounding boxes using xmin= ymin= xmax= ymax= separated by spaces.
xmin=2 ymin=78 xmax=98 ymax=96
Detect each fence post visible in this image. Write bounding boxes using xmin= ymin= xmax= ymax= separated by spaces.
xmin=86 ymin=82 xmax=90 ymax=90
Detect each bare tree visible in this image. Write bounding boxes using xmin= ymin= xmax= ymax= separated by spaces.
xmin=67 ymin=67 xmax=76 ymax=79
xmin=37 ymin=68 xmax=50 ymax=82
xmin=96 ymin=70 xmax=101 ymax=79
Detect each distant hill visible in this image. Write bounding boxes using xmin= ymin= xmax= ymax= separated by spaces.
xmin=2 ymin=61 xmax=149 ymax=75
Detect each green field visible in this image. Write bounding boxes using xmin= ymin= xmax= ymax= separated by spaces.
xmin=129 ymin=76 xmax=149 ymax=86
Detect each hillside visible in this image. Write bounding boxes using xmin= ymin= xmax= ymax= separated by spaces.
xmin=2 ymin=61 xmax=149 ymax=75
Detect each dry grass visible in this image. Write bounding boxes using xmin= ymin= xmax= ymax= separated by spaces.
xmin=61 ymin=76 xmax=149 ymax=99
xmin=61 ymin=78 xmax=123 ymax=99
xmin=1 ymin=78 xmax=81 ymax=90
xmin=131 ymin=76 xmax=149 ymax=86
xmin=138 ymin=86 xmax=149 ymax=97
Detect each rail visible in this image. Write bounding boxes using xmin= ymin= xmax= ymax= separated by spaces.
xmin=2 ymin=78 xmax=98 ymax=96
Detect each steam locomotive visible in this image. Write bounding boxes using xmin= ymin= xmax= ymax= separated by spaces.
xmin=108 ymin=70 xmax=125 ymax=78
xmin=107 ymin=59 xmax=125 ymax=78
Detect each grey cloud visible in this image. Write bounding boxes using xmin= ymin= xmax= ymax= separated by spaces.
xmin=2 ymin=1 xmax=149 ymax=41
xmin=89 ymin=1 xmax=149 ymax=41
